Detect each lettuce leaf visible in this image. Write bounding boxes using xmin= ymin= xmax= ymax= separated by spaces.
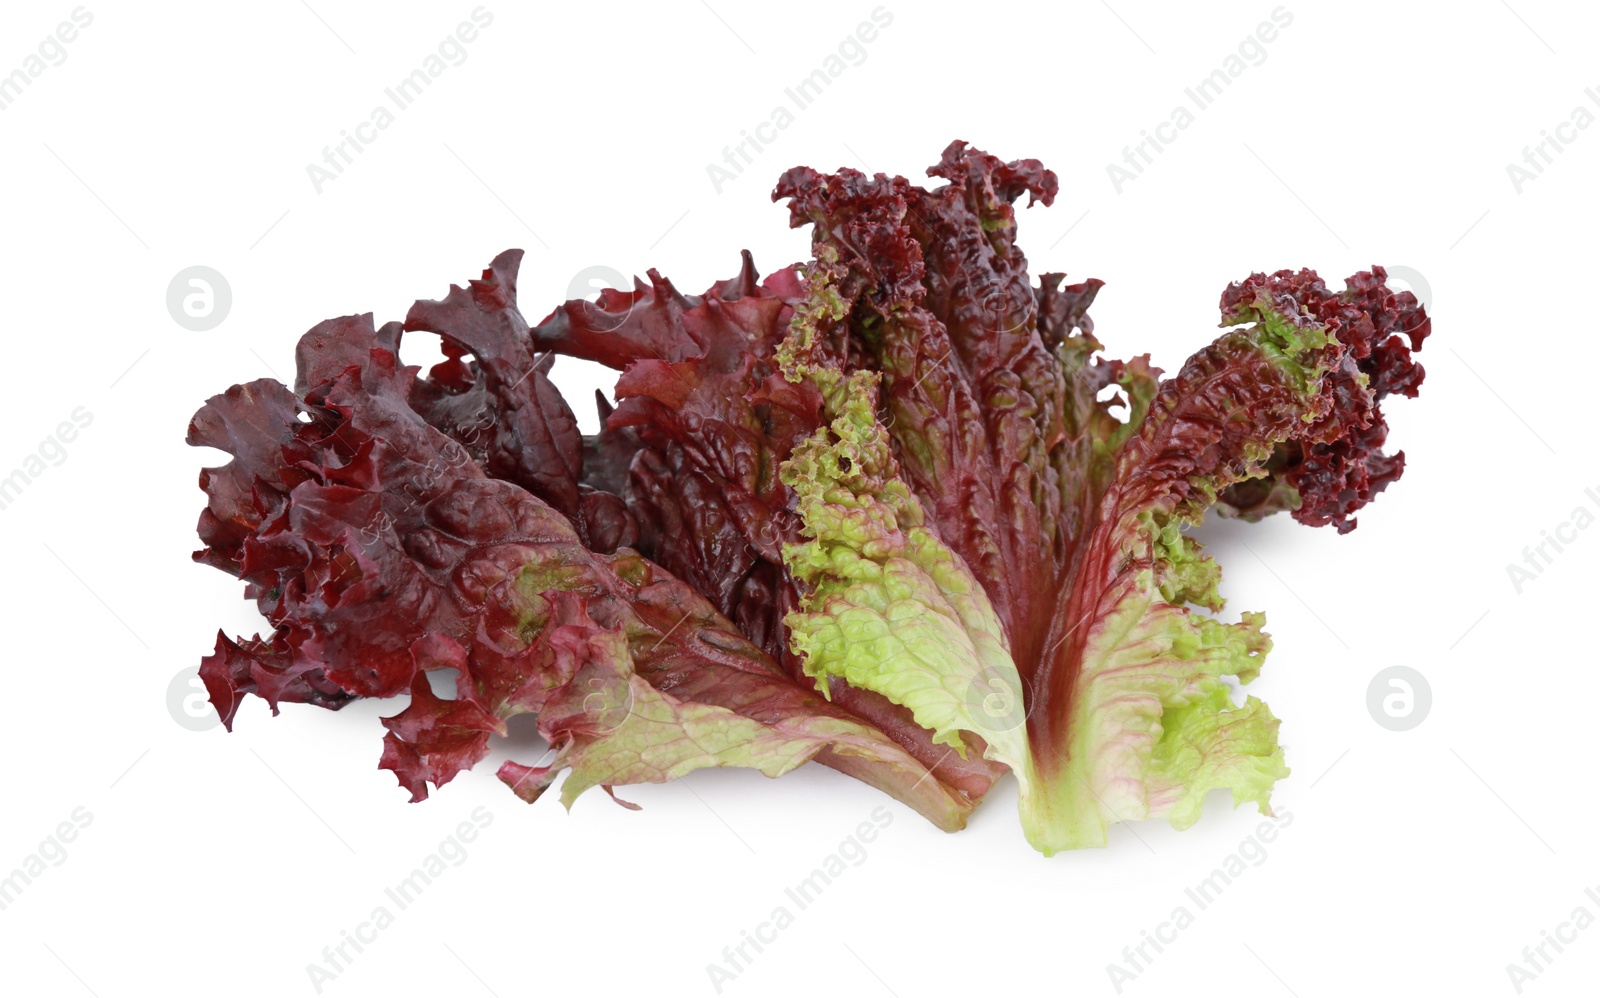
xmin=190 ymin=141 xmax=1428 ymax=853
xmin=768 ymin=143 xmax=1426 ymax=853
xmin=192 ymin=308 xmax=979 ymax=829
xmin=530 ymin=248 xmax=1007 ymax=800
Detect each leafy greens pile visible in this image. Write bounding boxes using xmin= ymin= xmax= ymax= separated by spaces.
xmin=190 ymin=142 xmax=1429 ymax=854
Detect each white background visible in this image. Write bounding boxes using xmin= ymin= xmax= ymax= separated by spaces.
xmin=1 ymin=1 xmax=1595 ymax=996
